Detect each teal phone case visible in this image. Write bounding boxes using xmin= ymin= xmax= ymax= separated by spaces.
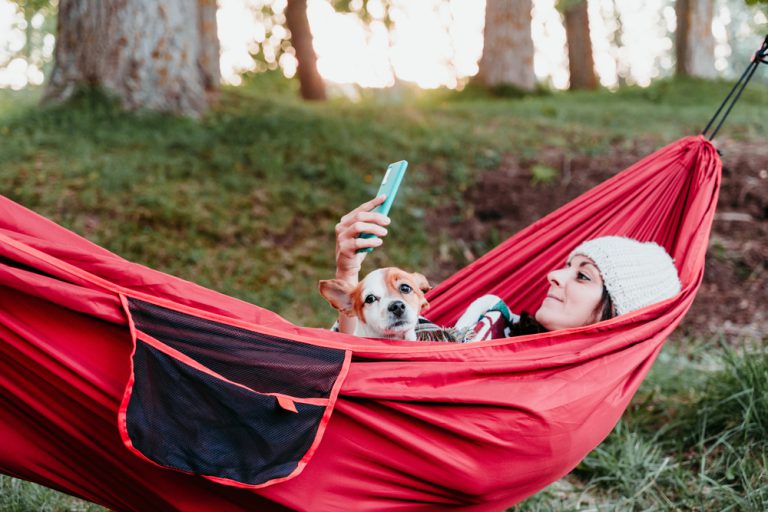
xmin=358 ymin=160 xmax=408 ymax=253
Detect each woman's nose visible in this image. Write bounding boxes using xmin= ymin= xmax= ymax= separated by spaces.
xmin=547 ymin=268 xmax=565 ymax=287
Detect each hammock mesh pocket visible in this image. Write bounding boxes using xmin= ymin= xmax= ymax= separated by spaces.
xmin=121 ymin=298 xmax=348 ymax=487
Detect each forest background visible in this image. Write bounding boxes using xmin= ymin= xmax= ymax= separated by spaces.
xmin=0 ymin=0 xmax=767 ymax=510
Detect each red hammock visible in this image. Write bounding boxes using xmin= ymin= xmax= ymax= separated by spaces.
xmin=0 ymin=135 xmax=720 ymax=511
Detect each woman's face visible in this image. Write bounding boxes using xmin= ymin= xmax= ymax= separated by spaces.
xmin=535 ymin=255 xmax=604 ymax=331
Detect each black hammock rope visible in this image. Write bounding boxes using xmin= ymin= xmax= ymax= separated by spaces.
xmin=702 ymin=34 xmax=768 ymax=141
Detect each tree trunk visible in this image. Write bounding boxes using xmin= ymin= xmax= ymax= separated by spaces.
xmin=477 ymin=0 xmax=535 ymax=91
xmin=45 ymin=0 xmax=214 ymax=116
xmin=198 ymin=0 xmax=220 ymax=99
xmin=285 ymin=0 xmax=326 ymax=101
xmin=675 ymin=0 xmax=716 ymax=78
xmin=563 ymin=0 xmax=597 ymax=90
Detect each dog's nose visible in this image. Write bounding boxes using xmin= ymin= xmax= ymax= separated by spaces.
xmin=388 ymin=301 xmax=406 ymax=317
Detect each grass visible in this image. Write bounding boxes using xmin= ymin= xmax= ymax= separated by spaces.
xmin=0 ymin=476 xmax=105 ymax=512
xmin=0 ymin=74 xmax=767 ymax=510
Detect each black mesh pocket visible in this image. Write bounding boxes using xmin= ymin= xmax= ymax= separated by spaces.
xmin=122 ymin=298 xmax=349 ymax=487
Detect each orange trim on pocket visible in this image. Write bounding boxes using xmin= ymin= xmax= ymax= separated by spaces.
xmin=117 ymin=293 xmax=139 ymax=457
xmin=277 ymin=396 xmax=299 ymax=413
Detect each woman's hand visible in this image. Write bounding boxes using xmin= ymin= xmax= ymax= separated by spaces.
xmin=334 ymin=195 xmax=390 ymax=284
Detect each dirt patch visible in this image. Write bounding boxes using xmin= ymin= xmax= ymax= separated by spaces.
xmin=424 ymin=137 xmax=768 ymax=339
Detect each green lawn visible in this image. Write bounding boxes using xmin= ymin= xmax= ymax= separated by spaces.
xmin=0 ymin=75 xmax=766 ymax=510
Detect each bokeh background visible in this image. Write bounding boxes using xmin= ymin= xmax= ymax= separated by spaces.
xmin=2 ymin=0 xmax=767 ymax=92
xmin=0 ymin=1 xmax=767 ymax=510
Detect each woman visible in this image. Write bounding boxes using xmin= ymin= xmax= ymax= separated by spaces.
xmin=333 ymin=195 xmax=681 ymax=341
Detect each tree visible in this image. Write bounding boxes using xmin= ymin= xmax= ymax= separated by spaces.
xmin=561 ymin=0 xmax=597 ymax=90
xmin=44 ymin=0 xmax=219 ymax=116
xmin=476 ymin=0 xmax=536 ymax=91
xmin=675 ymin=0 xmax=716 ymax=78
xmin=198 ymin=0 xmax=220 ymax=100
xmin=285 ymin=0 xmax=326 ymax=100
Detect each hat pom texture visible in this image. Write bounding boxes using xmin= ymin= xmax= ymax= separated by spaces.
xmin=569 ymin=236 xmax=682 ymax=316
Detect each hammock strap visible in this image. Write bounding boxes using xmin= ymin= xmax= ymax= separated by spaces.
xmin=702 ymin=34 xmax=768 ymax=141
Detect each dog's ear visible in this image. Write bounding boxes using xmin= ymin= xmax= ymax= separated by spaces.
xmin=411 ymin=272 xmax=432 ymax=294
xmin=318 ymin=279 xmax=355 ymax=316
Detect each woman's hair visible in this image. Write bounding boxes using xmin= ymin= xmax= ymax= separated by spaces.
xmin=596 ymin=286 xmax=616 ymax=322
xmin=507 ymin=312 xmax=548 ymax=336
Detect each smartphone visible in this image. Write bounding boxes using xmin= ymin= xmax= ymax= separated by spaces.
xmin=357 ymin=160 xmax=408 ymax=253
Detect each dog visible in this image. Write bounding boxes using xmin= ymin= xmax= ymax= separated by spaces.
xmin=319 ymin=267 xmax=432 ymax=340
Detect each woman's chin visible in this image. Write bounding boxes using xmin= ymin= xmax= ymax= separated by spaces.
xmin=535 ymin=308 xmax=596 ymax=331
xmin=535 ymin=307 xmax=575 ymax=331
xmin=533 ymin=309 xmax=553 ymax=331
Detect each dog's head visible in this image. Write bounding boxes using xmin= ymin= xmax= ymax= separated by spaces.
xmin=319 ymin=267 xmax=432 ymax=340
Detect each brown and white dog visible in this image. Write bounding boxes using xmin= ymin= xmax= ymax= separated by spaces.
xmin=319 ymin=267 xmax=432 ymax=340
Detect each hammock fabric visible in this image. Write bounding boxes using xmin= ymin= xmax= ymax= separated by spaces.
xmin=0 ymin=135 xmax=720 ymax=512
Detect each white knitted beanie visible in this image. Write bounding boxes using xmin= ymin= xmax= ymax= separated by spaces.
xmin=569 ymin=236 xmax=682 ymax=316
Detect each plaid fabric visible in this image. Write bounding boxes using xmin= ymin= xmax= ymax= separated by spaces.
xmin=331 ymin=298 xmax=517 ymax=343
xmin=414 ymin=317 xmax=473 ymax=343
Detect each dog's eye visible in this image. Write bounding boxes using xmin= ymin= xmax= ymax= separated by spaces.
xmin=399 ymin=284 xmax=412 ymax=294
xmin=364 ymin=294 xmax=377 ymax=304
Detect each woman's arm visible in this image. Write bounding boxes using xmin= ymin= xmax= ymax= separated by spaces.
xmin=333 ymin=195 xmax=390 ymax=333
